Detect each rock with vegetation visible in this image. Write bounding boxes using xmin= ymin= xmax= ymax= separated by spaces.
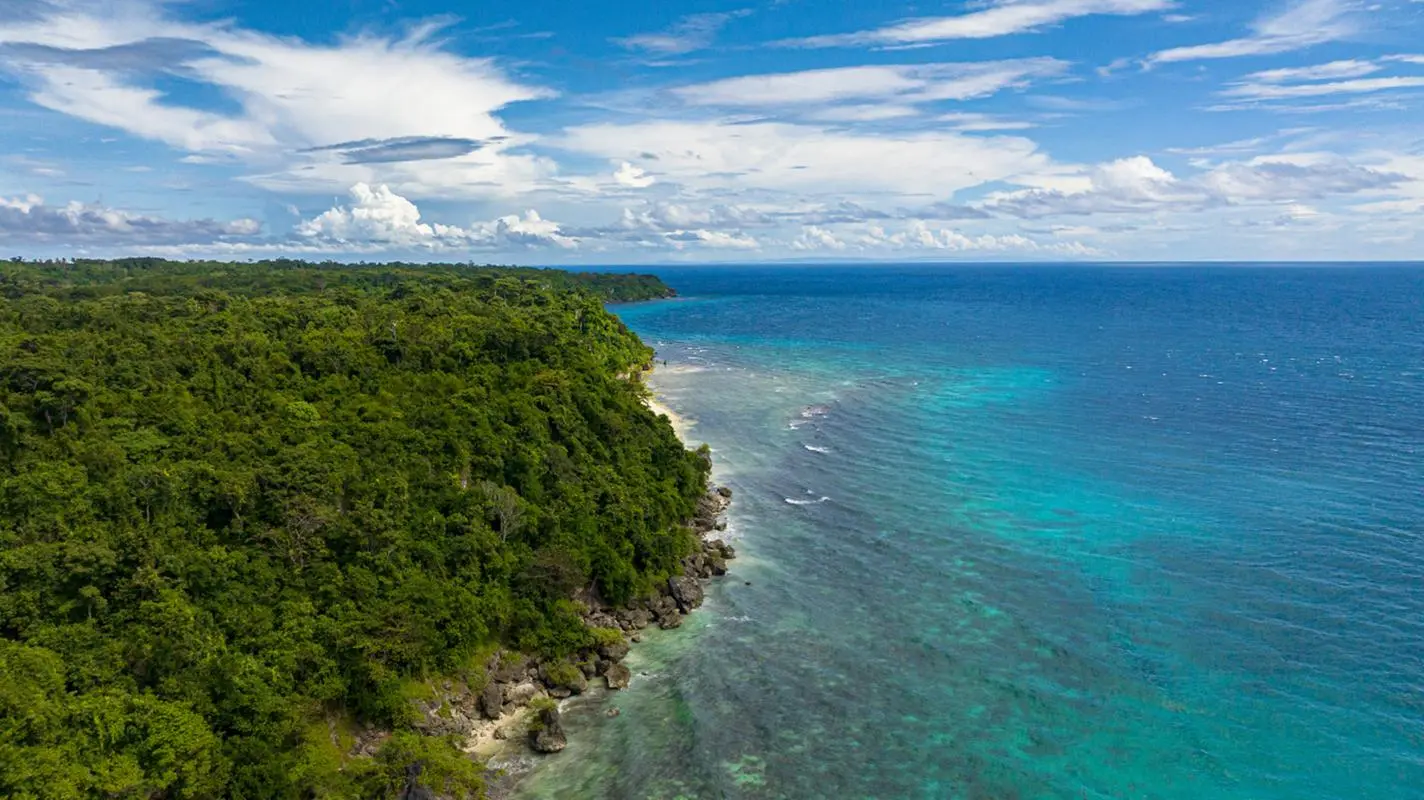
xmin=527 ymin=700 xmax=567 ymax=754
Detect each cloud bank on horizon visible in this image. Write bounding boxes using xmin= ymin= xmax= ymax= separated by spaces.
xmin=1 ymin=0 xmax=1422 ymax=262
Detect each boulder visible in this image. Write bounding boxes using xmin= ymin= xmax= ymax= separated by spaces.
xmin=706 ymin=555 xmax=728 ymax=576
xmin=490 ymin=653 xmax=529 ymax=683
xmin=668 ymin=576 xmax=705 ymax=613
xmin=598 ymin=640 xmax=630 ymax=662
xmin=605 ymin=662 xmax=631 ymax=690
xmin=716 ymin=485 xmax=733 ymax=500
xmin=657 ymin=612 xmax=683 ymax=630
xmin=504 ymin=681 xmax=542 ymax=708
xmin=480 ymin=682 xmax=505 ymax=721
xmin=539 ymin=661 xmax=589 ymax=695
xmin=529 ymin=707 xmax=567 ymax=754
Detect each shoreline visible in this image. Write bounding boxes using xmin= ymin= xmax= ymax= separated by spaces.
xmin=467 ymin=363 xmax=734 ymax=796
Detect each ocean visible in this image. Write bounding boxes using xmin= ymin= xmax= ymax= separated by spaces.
xmin=509 ymin=265 xmax=1424 ymax=799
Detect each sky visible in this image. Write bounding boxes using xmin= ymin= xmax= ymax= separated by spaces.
xmin=1 ymin=0 xmax=1423 ymax=263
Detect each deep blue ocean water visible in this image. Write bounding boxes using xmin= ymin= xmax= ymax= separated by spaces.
xmin=510 ymin=265 xmax=1424 ymax=799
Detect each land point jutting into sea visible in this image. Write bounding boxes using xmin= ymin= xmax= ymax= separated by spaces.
xmin=0 ymin=259 xmax=744 ymax=798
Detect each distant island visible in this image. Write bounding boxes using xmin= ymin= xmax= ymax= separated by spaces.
xmin=0 ymin=259 xmax=733 ymax=799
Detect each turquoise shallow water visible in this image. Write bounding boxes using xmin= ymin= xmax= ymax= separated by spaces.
xmin=512 ymin=265 xmax=1424 ymax=799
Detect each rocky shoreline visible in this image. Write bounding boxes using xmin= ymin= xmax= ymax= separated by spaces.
xmin=377 ymin=482 xmax=736 ymax=797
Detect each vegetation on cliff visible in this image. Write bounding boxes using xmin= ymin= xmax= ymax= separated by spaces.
xmin=0 ymin=260 xmax=705 ymax=798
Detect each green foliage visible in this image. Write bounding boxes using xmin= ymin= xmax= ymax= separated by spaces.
xmin=541 ymin=661 xmax=584 ymax=690
xmin=589 ymin=627 xmax=626 ymax=648
xmin=525 ymin=696 xmax=559 ymax=731
xmin=0 ymin=260 xmax=706 ymax=798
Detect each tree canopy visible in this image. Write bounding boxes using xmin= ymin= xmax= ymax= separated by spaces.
xmin=0 ymin=260 xmax=704 ymax=798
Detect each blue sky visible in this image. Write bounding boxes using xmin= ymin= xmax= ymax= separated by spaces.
xmin=2 ymin=0 xmax=1423 ymax=262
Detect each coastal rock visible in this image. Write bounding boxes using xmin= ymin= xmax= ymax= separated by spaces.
xmin=658 ymin=612 xmax=683 ymax=630
xmin=668 ymin=576 xmax=705 ymax=613
xmin=706 ymin=539 xmax=736 ymax=560
xmin=490 ymin=653 xmax=530 ymax=684
xmin=504 ymin=681 xmax=542 ymax=708
xmin=598 ymin=639 xmax=630 ymax=662
xmin=549 ymin=687 xmax=572 ymax=699
xmin=617 ymin=608 xmax=652 ymax=630
xmin=530 ymin=707 xmax=567 ymax=754
xmin=706 ymin=554 xmax=728 ymax=576
xmin=539 ymin=662 xmax=588 ymax=695
xmin=716 ymin=485 xmax=733 ymax=500
xmin=605 ymin=662 xmax=631 ymax=690
xmin=480 ymin=682 xmax=505 ymax=721
xmin=648 ymin=595 xmax=676 ymax=617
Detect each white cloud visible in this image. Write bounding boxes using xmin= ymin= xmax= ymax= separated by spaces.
xmin=1147 ymin=0 xmax=1361 ymax=65
xmin=614 ymin=11 xmax=747 ymax=55
xmin=298 ymin=182 xmax=466 ymax=245
xmin=478 ymin=210 xmax=579 ymax=249
xmin=0 ymin=3 xmax=553 ymax=200
xmin=613 ymin=161 xmax=655 ymax=188
xmin=298 ymin=183 xmax=577 ymax=249
xmin=555 ymin=120 xmax=1050 ymax=199
xmin=986 ymin=154 xmax=1404 ymax=217
xmin=0 ymin=192 xmax=260 ymax=244
xmin=1223 ymin=76 xmax=1424 ymax=99
xmin=804 ymin=104 xmax=922 ymax=122
xmin=667 ymin=229 xmax=759 ymax=249
xmin=790 ymin=219 xmax=1098 ymax=256
xmin=673 ymin=60 xmax=1066 ymax=108
xmin=24 ymin=65 xmax=276 ymax=153
xmin=1244 ymin=59 xmax=1382 ymax=83
xmin=937 ymin=112 xmax=1038 ymax=131
xmin=784 ymin=0 xmax=1171 ymax=48
xmin=792 ymin=225 xmax=848 ymax=251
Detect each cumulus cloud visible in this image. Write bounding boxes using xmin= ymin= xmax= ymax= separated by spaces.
xmin=0 ymin=192 xmax=260 ymax=245
xmin=478 ymin=210 xmax=578 ymax=249
xmin=783 ymin=0 xmax=1170 ymax=48
xmin=297 ymin=183 xmax=577 ymax=250
xmin=1147 ymin=0 xmax=1361 ymax=65
xmin=298 ymin=183 xmax=466 ymax=245
xmin=613 ymin=161 xmax=655 ymax=188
